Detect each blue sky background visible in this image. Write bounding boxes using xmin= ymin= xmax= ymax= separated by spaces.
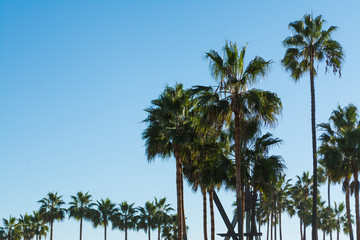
xmin=1 ymin=0 xmax=359 ymax=239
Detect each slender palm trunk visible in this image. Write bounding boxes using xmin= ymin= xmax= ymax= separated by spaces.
xmin=234 ymin=111 xmax=244 ymax=239
xmin=50 ymin=221 xmax=53 ymax=240
xmin=181 ymin=166 xmax=187 ymax=240
xmin=300 ymin=218 xmax=303 ymax=240
xmin=209 ymin=190 xmax=215 ymax=240
xmin=279 ymin=208 xmax=282 ymax=240
xmin=353 ymin=164 xmax=360 ymax=240
xmin=148 ymin=227 xmax=151 ymax=240
xmin=175 ymin=148 xmax=183 ymax=240
xmin=337 ymin=225 xmax=339 ymax=240
xmin=158 ymin=226 xmax=161 ymax=240
xmin=310 ymin=57 xmax=318 ymax=240
xmin=328 ymin=178 xmax=332 ymax=240
xmin=104 ymin=224 xmax=107 ymax=240
xmin=125 ymin=226 xmax=128 ymax=240
xmin=251 ymin=187 xmax=257 ymax=240
xmin=267 ymin=215 xmax=269 ymax=240
xmin=274 ymin=199 xmax=277 ymax=240
xmin=345 ymin=177 xmax=354 ymax=240
xmin=80 ymin=217 xmax=83 ymax=240
xmin=202 ymin=188 xmax=208 ymax=240
xmin=270 ymin=211 xmax=273 ymax=240
xmin=323 ymin=230 xmax=325 ymax=240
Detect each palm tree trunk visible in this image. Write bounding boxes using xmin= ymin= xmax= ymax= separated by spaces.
xmin=202 ymin=188 xmax=208 ymax=240
xmin=158 ymin=226 xmax=161 ymax=240
xmin=274 ymin=199 xmax=277 ymax=240
xmin=251 ymin=187 xmax=257 ymax=240
xmin=125 ymin=226 xmax=128 ymax=240
xmin=181 ymin=166 xmax=187 ymax=240
xmin=148 ymin=228 xmax=151 ymax=240
xmin=353 ymin=164 xmax=360 ymax=240
xmin=323 ymin=230 xmax=325 ymax=240
xmin=328 ymin=178 xmax=332 ymax=240
xmin=175 ymin=148 xmax=183 ymax=240
xmin=234 ymin=111 xmax=244 ymax=240
xmin=279 ymin=208 xmax=282 ymax=240
xmin=345 ymin=177 xmax=354 ymax=240
xmin=104 ymin=224 xmax=107 ymax=240
xmin=270 ymin=211 xmax=273 ymax=240
xmin=300 ymin=218 xmax=303 ymax=240
xmin=209 ymin=190 xmax=215 ymax=240
xmin=50 ymin=221 xmax=53 ymax=240
xmin=80 ymin=217 xmax=83 ymax=240
xmin=310 ymin=57 xmax=318 ymax=240
xmin=267 ymin=215 xmax=269 ymax=240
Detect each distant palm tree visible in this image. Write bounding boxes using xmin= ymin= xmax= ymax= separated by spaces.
xmin=143 ymin=83 xmax=195 ymax=240
xmin=18 ymin=214 xmax=33 ymax=240
xmin=38 ymin=192 xmax=66 ymax=240
xmin=137 ymin=201 xmax=156 ymax=240
xmin=112 ymin=201 xmax=138 ymax=240
xmin=68 ymin=192 xmax=95 ymax=240
xmin=154 ymin=198 xmax=173 ymax=240
xmin=282 ymin=14 xmax=344 ymax=240
xmin=92 ymin=198 xmax=117 ymax=240
xmin=1 ymin=216 xmax=21 ymax=240
xmin=31 ymin=211 xmax=48 ymax=240
xmin=319 ymin=104 xmax=360 ymax=240
xmin=333 ymin=202 xmax=347 ymax=240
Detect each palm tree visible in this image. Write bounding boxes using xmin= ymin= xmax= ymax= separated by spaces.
xmin=68 ymin=191 xmax=95 ymax=240
xmin=281 ymin=14 xmax=344 ymax=240
xmin=31 ymin=211 xmax=48 ymax=240
xmin=333 ymin=202 xmax=347 ymax=240
xmin=319 ymin=104 xmax=360 ymax=240
xmin=205 ymin=41 xmax=282 ymax=238
xmin=137 ymin=201 xmax=156 ymax=240
xmin=154 ymin=198 xmax=173 ymax=240
xmin=92 ymin=198 xmax=117 ymax=240
xmin=112 ymin=201 xmax=138 ymax=240
xmin=18 ymin=214 xmax=33 ymax=240
xmin=1 ymin=216 xmax=21 ymax=240
xmin=38 ymin=192 xmax=66 ymax=240
xmin=143 ymin=83 xmax=195 ymax=240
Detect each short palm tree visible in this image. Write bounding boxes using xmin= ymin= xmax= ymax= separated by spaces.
xmin=31 ymin=211 xmax=48 ymax=240
xmin=143 ymin=83 xmax=195 ymax=240
xmin=154 ymin=198 xmax=173 ymax=240
xmin=205 ymin=41 xmax=282 ymax=237
xmin=92 ymin=198 xmax=117 ymax=240
xmin=38 ymin=192 xmax=66 ymax=240
xmin=68 ymin=191 xmax=95 ymax=240
xmin=18 ymin=214 xmax=33 ymax=240
xmin=137 ymin=201 xmax=157 ymax=240
xmin=281 ymin=14 xmax=344 ymax=240
xmin=1 ymin=216 xmax=21 ymax=240
xmin=112 ymin=201 xmax=138 ymax=240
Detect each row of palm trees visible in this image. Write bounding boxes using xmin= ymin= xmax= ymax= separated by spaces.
xmin=143 ymin=13 xmax=345 ymax=240
xmin=0 ymin=192 xmax=178 ymax=240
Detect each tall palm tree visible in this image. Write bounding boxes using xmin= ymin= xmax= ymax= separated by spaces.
xmin=143 ymin=83 xmax=195 ymax=240
xmin=112 ymin=201 xmax=138 ymax=240
xmin=38 ymin=192 xmax=66 ymax=240
xmin=281 ymin=14 xmax=344 ymax=240
xmin=137 ymin=201 xmax=156 ymax=240
xmin=154 ymin=198 xmax=174 ymax=240
xmin=68 ymin=192 xmax=95 ymax=240
xmin=204 ymin=41 xmax=282 ymax=238
xmin=207 ymin=43 xmax=282 ymax=236
xmin=92 ymin=198 xmax=117 ymax=240
xmin=1 ymin=216 xmax=21 ymax=240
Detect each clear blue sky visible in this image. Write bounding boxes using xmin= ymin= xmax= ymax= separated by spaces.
xmin=1 ymin=0 xmax=359 ymax=239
